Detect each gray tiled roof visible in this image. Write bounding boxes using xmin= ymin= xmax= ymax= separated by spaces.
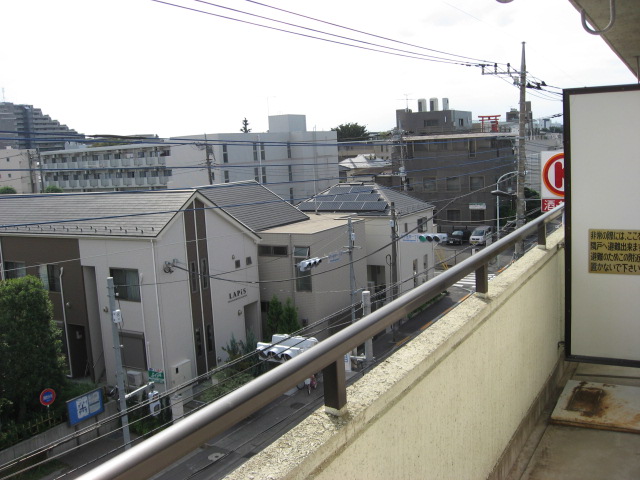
xmin=0 ymin=190 xmax=196 ymax=237
xmin=197 ymin=181 xmax=309 ymax=232
xmin=297 ymin=183 xmax=433 ymax=217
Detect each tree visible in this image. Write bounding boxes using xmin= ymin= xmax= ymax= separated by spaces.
xmin=281 ymin=298 xmax=300 ymax=333
xmin=0 ymin=276 xmax=66 ymax=422
xmin=266 ymin=295 xmax=283 ymax=339
xmin=265 ymin=295 xmax=300 ymax=338
xmin=44 ymin=185 xmax=63 ymax=193
xmin=0 ymin=186 xmax=17 ymax=194
xmin=331 ymin=123 xmax=369 ymax=142
xmin=240 ymin=118 xmax=251 ymax=133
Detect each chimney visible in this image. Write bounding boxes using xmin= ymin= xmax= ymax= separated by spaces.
xmin=418 ymin=99 xmax=427 ymax=112
xmin=429 ymin=98 xmax=439 ymax=111
xmin=442 ymin=98 xmax=449 ymax=110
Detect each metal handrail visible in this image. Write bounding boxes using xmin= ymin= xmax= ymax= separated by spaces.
xmin=80 ymin=205 xmax=565 ymax=480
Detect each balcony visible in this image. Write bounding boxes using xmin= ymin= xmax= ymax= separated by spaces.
xmin=68 ymin=208 xmax=578 ymax=478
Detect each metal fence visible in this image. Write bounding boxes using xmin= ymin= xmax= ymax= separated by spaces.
xmin=80 ymin=205 xmax=565 ymax=480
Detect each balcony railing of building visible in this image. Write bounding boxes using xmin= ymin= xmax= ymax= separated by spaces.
xmin=80 ymin=206 xmax=564 ymax=480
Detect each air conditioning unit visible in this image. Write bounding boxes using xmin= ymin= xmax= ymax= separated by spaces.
xmin=127 ymin=370 xmax=144 ymax=387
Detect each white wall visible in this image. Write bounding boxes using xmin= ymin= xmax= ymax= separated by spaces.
xmin=225 ymin=229 xmax=566 ymax=480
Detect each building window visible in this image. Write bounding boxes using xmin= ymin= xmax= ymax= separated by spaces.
xmin=4 ymin=261 xmax=26 ymax=279
xmin=246 ymin=256 xmax=252 ymax=266
xmin=92 ymin=155 xmax=100 ymax=161
xmin=446 ymin=177 xmax=460 ymax=191
xmin=224 ymin=170 xmax=229 ymax=183
xmin=206 ymin=324 xmax=214 ymax=352
xmin=294 ymin=246 xmax=311 ymax=292
xmin=253 ymin=143 xmax=258 ymax=161
xmin=258 ymin=245 xmax=288 ymax=256
xmin=470 ymin=176 xmax=485 ymax=191
xmin=254 ymin=167 xmax=260 ymax=182
xmin=189 ymin=261 xmax=198 ymax=293
xmin=137 ymin=151 xmax=145 ymax=158
xmin=288 ymin=165 xmax=293 ymax=182
xmin=447 ymin=210 xmax=461 ymax=222
xmin=459 ymin=118 xmax=464 ymax=127
xmin=200 ymin=258 xmax=209 ymax=290
xmin=114 ymin=153 xmax=121 ymax=159
xmin=422 ymin=176 xmax=437 ymax=192
xmin=104 ymin=154 xmax=111 ymax=160
xmin=222 ymin=144 xmax=228 ymax=163
xmin=110 ymin=268 xmax=141 ymax=302
xmin=289 ymin=188 xmax=294 ymax=203
xmin=261 ymin=166 xmax=267 ymax=184
xmin=470 ymin=210 xmax=485 ymax=222
xmin=235 ymin=259 xmax=241 ymax=269
xmin=425 ymin=119 xmax=438 ymax=127
xmin=468 ymin=139 xmax=476 ymax=158
xmin=260 ymin=142 xmax=265 ymax=161
xmin=287 ymin=143 xmax=292 ymax=159
xmin=417 ymin=217 xmax=428 ymax=233
xmin=195 ymin=328 xmax=203 ymax=356
xmin=119 ymin=331 xmax=147 ymax=370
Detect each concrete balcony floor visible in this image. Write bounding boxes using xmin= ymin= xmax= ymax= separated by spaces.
xmin=510 ymin=362 xmax=640 ymax=480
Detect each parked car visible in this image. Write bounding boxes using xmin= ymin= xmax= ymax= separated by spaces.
xmin=447 ymin=230 xmax=471 ymax=245
xmin=469 ymin=225 xmax=494 ymax=246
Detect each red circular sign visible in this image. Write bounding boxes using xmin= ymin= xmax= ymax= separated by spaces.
xmin=40 ymin=388 xmax=56 ymax=406
xmin=542 ymin=153 xmax=565 ymax=198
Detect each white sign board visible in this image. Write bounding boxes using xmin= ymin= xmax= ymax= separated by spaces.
xmin=565 ymin=84 xmax=640 ymax=366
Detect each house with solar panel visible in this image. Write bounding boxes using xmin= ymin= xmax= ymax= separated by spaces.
xmin=254 ymin=182 xmax=436 ymax=334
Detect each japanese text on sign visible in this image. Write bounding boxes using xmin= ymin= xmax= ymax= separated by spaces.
xmin=588 ymin=229 xmax=640 ymax=275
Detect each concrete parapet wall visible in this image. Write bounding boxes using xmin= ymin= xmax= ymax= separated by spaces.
xmin=225 ymin=230 xmax=566 ymax=480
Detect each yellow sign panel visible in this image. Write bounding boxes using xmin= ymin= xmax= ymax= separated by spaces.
xmin=589 ymin=229 xmax=640 ymax=275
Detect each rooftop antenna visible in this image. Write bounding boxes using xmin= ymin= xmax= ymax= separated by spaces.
xmin=397 ymin=93 xmax=415 ymax=111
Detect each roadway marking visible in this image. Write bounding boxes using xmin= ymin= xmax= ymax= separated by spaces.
xmin=452 ymin=272 xmax=496 ymax=289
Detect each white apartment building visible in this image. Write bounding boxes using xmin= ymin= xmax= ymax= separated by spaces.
xmin=0 ymin=148 xmax=38 ymax=193
xmin=38 ymin=115 xmax=339 ymax=204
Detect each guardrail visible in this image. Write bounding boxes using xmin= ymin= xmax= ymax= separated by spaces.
xmin=80 ymin=205 xmax=565 ymax=480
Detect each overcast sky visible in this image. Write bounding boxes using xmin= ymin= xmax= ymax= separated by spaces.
xmin=1 ymin=0 xmax=635 ymax=138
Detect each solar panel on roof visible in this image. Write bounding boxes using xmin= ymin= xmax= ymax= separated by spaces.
xmin=339 ymin=201 xmax=366 ymax=210
xmin=316 ymin=195 xmax=336 ymax=201
xmin=335 ymin=193 xmax=358 ymax=201
xmin=362 ymin=201 xmax=387 ymax=211
xmin=328 ymin=186 xmax=351 ymax=194
xmin=354 ymin=193 xmax=380 ymax=202
xmin=349 ymin=186 xmax=372 ymax=193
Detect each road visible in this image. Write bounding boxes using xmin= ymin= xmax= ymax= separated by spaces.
xmin=151 ymin=288 xmax=471 ymax=480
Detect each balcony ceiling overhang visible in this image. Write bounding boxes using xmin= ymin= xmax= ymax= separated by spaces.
xmin=569 ymin=0 xmax=640 ymax=79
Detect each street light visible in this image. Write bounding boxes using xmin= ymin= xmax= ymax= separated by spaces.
xmin=491 ymin=171 xmax=517 ymax=240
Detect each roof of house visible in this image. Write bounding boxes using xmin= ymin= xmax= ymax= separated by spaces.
xmin=0 ymin=190 xmax=197 ymax=238
xmin=297 ymin=183 xmax=433 ymax=217
xmin=339 ymin=154 xmax=391 ymax=170
xmin=196 ymin=181 xmax=309 ymax=232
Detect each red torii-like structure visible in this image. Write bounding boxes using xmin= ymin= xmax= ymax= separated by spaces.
xmin=478 ymin=115 xmax=501 ymax=132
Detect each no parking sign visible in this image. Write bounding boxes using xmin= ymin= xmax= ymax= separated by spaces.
xmin=541 ymin=151 xmax=565 ymax=211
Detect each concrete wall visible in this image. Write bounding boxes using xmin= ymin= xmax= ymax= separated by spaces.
xmin=224 ymin=229 xmax=566 ymax=480
xmin=0 ymin=400 xmax=119 ymax=466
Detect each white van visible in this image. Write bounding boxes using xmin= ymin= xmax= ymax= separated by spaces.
xmin=469 ymin=225 xmax=494 ymax=246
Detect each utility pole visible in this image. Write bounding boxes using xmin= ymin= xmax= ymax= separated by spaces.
xmin=362 ymin=290 xmax=373 ymax=364
xmin=348 ymin=216 xmax=357 ymax=357
xmin=481 ymin=43 xmax=528 ymax=257
xmin=390 ymin=203 xmax=398 ymax=302
xmin=107 ymin=277 xmax=131 ymax=450
xmin=37 ymin=148 xmax=44 ymax=193
xmin=204 ymin=133 xmax=213 ymax=185
xmin=515 ymin=42 xmax=527 ymax=257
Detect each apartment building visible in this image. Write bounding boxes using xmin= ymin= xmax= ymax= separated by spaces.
xmin=0 ymin=102 xmax=81 ymax=151
xmin=38 ymin=114 xmax=339 ymax=205
xmin=0 ymin=148 xmax=38 ymax=193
